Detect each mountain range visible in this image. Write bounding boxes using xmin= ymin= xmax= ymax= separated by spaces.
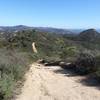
xmin=0 ymin=25 xmax=99 ymax=34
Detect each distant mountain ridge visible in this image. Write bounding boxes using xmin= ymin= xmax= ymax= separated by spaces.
xmin=0 ymin=25 xmax=86 ymax=34
xmin=0 ymin=25 xmax=100 ymax=39
xmin=0 ymin=25 xmax=33 ymax=32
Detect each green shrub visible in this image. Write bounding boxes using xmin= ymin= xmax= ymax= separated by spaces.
xmin=0 ymin=63 xmax=25 ymax=99
xmin=75 ymin=53 xmax=96 ymax=75
xmin=60 ymin=46 xmax=78 ymax=62
xmin=94 ymin=56 xmax=100 ymax=78
xmin=0 ymin=73 xmax=15 ymax=100
xmin=0 ymin=49 xmax=33 ymax=99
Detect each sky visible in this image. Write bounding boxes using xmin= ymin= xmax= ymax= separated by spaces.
xmin=0 ymin=0 xmax=100 ymax=28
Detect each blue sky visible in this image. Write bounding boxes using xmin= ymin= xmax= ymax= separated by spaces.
xmin=0 ymin=0 xmax=100 ymax=28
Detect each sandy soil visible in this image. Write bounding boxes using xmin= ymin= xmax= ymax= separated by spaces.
xmin=16 ymin=63 xmax=100 ymax=100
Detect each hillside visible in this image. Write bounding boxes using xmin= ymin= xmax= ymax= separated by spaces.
xmin=1 ymin=27 xmax=100 ymax=55
xmin=77 ymin=29 xmax=100 ymax=50
xmin=79 ymin=29 xmax=100 ymax=42
xmin=0 ymin=27 xmax=100 ymax=99
xmin=1 ymin=27 xmax=100 ymax=56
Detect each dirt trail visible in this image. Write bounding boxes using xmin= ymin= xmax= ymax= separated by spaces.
xmin=16 ymin=63 xmax=100 ymax=100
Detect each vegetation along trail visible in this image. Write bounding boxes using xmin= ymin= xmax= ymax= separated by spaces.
xmin=16 ymin=63 xmax=100 ymax=100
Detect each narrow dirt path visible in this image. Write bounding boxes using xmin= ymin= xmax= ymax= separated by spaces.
xmin=16 ymin=63 xmax=100 ymax=100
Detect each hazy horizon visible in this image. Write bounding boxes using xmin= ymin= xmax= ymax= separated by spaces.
xmin=0 ymin=24 xmax=99 ymax=30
